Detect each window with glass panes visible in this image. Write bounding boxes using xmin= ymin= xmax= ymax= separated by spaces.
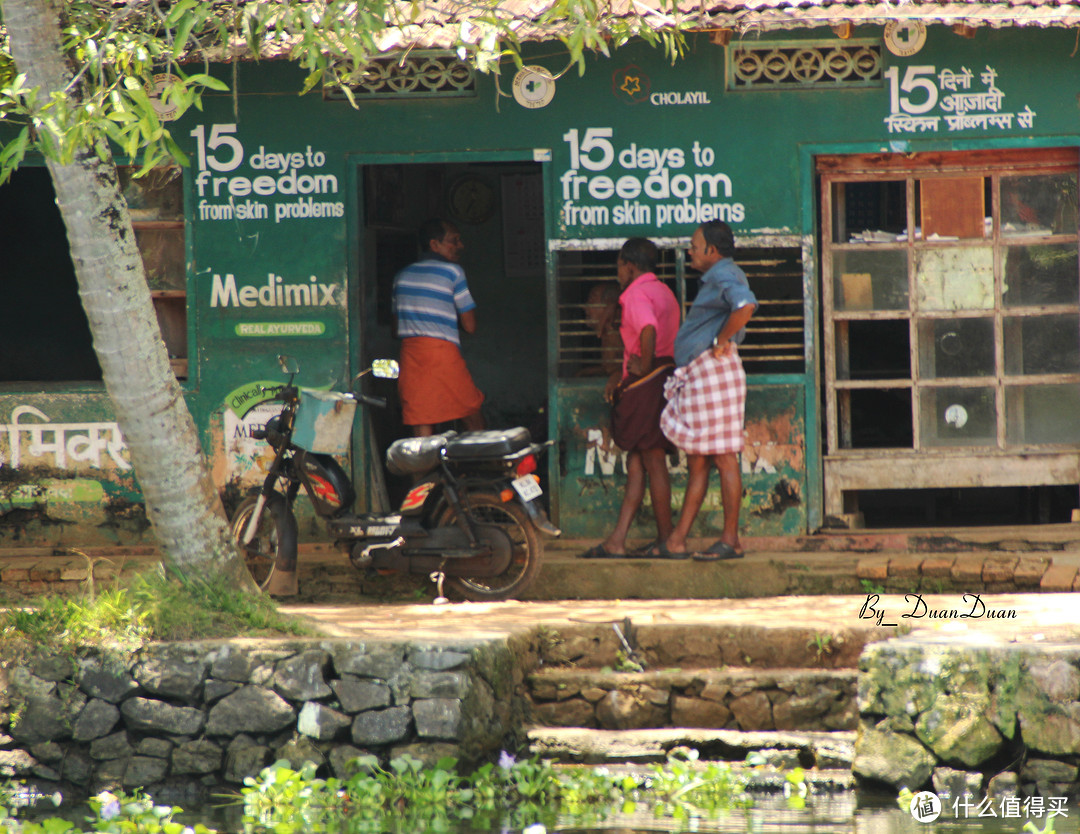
xmin=818 ymin=148 xmax=1080 ymax=453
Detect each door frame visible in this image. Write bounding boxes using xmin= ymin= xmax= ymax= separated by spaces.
xmin=345 ymin=149 xmax=554 ymax=510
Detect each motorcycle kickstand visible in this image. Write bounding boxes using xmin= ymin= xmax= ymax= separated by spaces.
xmin=428 ymin=570 xmax=449 ymax=605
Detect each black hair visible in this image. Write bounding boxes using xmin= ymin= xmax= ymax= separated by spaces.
xmin=700 ymin=220 xmax=735 ymax=258
xmin=618 ymin=237 xmax=658 ymax=273
xmin=418 ymin=218 xmax=451 ymax=251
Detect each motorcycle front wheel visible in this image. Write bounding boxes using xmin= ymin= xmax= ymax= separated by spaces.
xmin=229 ymin=494 xmax=298 ymax=592
xmin=442 ymin=492 xmax=542 ymax=602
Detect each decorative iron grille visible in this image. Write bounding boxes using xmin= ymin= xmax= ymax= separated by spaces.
xmin=324 ymin=52 xmax=476 ymax=100
xmin=728 ymin=40 xmax=882 ymax=90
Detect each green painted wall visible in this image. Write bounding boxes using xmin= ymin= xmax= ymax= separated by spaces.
xmin=1 ymin=25 xmax=1078 ymax=544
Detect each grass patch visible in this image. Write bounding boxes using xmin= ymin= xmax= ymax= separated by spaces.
xmin=0 ymin=566 xmax=315 ymax=659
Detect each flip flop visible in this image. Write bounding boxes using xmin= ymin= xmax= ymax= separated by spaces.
xmin=578 ymin=544 xmax=625 ymax=559
xmin=628 ymin=539 xmax=661 ymax=557
xmin=646 ymin=541 xmax=690 ymax=560
xmin=693 ymin=541 xmax=745 ymax=561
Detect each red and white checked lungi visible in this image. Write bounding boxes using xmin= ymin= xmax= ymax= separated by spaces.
xmin=660 ymin=347 xmax=746 ymax=455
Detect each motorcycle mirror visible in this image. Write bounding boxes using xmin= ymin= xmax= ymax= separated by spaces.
xmin=371 ymin=359 xmax=399 ymax=380
xmin=278 ymin=355 xmax=300 ymax=375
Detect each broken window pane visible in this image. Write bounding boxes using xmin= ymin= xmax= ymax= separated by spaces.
xmin=842 ymin=388 xmax=913 ymax=449
xmin=833 ymin=249 xmax=908 ymax=310
xmin=919 ymin=385 xmax=996 ymax=447
xmin=918 ymin=317 xmax=995 ymax=379
xmin=1002 ymin=243 xmax=1079 ymax=307
xmin=1001 ymin=172 xmax=1078 ymax=237
xmin=832 ymin=180 xmax=906 ymax=243
xmin=1004 ymin=314 xmax=1080 ymax=376
xmin=1007 ymin=384 xmax=1080 ymax=445
xmin=838 ymin=320 xmax=910 ymax=381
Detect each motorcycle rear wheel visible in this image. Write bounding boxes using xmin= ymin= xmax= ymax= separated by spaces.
xmin=229 ymin=494 xmax=297 ymax=592
xmin=442 ymin=492 xmax=542 ymax=601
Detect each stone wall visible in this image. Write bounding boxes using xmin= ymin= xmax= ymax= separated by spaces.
xmin=854 ymin=633 xmax=1080 ymax=800
xmin=528 ymin=668 xmax=857 ymax=732
xmin=0 ymin=637 xmax=523 ymax=804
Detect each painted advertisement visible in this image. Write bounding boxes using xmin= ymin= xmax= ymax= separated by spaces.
xmin=558 ymin=126 xmax=743 ymax=234
xmin=0 ymin=406 xmax=130 ymax=472
xmin=191 ymin=125 xmax=344 ymax=225
xmin=883 ymin=65 xmax=1035 ymax=135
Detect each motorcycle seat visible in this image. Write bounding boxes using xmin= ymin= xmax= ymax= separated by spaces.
xmin=385 ymin=432 xmax=456 ymax=475
xmin=444 ymin=427 xmax=532 ymax=460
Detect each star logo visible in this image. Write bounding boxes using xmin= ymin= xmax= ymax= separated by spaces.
xmin=612 ymin=64 xmax=650 ymax=103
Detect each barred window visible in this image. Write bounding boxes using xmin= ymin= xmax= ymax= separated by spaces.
xmin=555 ymin=244 xmax=804 ymax=380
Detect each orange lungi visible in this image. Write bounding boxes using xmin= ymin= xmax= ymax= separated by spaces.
xmin=398 ymin=336 xmax=485 ymax=426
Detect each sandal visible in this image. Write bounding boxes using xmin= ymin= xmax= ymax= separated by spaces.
xmin=578 ymin=544 xmax=625 ymax=559
xmin=693 ymin=541 xmax=745 ymax=561
xmin=647 ymin=541 xmax=690 ymax=560
xmin=628 ymin=539 xmax=661 ymax=557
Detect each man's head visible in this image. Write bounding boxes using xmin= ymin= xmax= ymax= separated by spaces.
xmin=687 ymin=220 xmax=735 ymax=273
xmin=420 ymin=218 xmax=464 ymax=263
xmin=616 ymin=237 xmax=658 ymax=287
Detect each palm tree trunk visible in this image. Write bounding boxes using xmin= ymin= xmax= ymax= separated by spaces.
xmin=5 ymin=0 xmax=257 ymax=590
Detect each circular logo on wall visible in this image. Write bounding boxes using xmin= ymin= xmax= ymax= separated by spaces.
xmin=884 ymin=20 xmax=928 ymax=56
xmin=146 ymin=72 xmax=182 ymax=121
xmin=612 ymin=64 xmax=651 ymax=104
xmin=512 ymin=66 xmax=556 ymax=109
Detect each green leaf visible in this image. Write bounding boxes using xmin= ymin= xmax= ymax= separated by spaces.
xmin=183 ymin=73 xmax=229 ymax=92
xmin=172 ymin=15 xmax=198 ymax=59
xmin=165 ymin=0 xmax=200 ymax=26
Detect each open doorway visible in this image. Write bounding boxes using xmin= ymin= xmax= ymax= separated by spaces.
xmin=358 ymin=160 xmax=548 ymax=504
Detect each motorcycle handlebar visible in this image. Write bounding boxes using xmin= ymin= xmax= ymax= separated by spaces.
xmin=357 ymin=393 xmax=387 ymax=409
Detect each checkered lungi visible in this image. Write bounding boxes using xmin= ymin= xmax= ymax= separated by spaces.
xmin=660 ymin=347 xmax=746 ymax=455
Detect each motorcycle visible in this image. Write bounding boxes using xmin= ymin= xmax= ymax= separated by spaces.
xmin=229 ymin=355 xmax=560 ymax=601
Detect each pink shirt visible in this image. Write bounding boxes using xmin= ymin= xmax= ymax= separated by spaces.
xmin=618 ymin=272 xmax=680 ymax=379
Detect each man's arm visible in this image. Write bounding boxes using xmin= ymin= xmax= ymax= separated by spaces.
xmin=711 ymin=304 xmax=755 ymax=357
xmin=628 ymin=324 xmax=656 ymax=376
xmin=459 ymin=309 xmax=478 ymax=335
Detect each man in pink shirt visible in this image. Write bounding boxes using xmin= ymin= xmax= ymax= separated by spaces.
xmin=581 ymin=237 xmax=681 ymax=558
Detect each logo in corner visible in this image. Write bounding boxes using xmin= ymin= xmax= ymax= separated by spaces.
xmin=612 ymin=64 xmax=651 ymax=104
xmin=909 ymin=791 xmax=942 ymax=823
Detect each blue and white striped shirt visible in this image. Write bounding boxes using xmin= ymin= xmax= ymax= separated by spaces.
xmin=392 ymin=256 xmax=476 ymax=346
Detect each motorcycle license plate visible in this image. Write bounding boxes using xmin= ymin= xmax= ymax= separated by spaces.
xmin=512 ymin=475 xmax=543 ymax=502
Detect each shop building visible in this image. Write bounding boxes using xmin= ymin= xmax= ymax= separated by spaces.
xmin=2 ymin=1 xmax=1079 ymax=545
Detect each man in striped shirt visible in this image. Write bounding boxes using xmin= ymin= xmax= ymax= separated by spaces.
xmin=392 ymin=218 xmax=485 ymax=436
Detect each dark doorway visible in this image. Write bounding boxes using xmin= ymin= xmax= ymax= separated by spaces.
xmin=358 ymin=160 xmax=548 ymax=505
xmin=0 ymin=168 xmax=102 ymax=382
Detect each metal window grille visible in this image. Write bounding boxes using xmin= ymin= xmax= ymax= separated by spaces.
xmin=685 ymin=247 xmax=805 ymax=375
xmin=324 ymin=52 xmax=476 ymax=100
xmin=728 ymin=40 xmax=882 ymax=90
xmin=555 ymin=245 xmax=804 ymax=379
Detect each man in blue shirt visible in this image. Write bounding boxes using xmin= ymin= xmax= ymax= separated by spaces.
xmin=656 ymin=220 xmax=757 ymax=561
xmin=392 ymin=219 xmax=485 ymax=436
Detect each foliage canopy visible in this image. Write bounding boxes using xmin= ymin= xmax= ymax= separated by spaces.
xmin=0 ymin=0 xmax=689 ymax=179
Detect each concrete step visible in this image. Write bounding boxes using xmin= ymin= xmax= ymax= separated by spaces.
xmin=528 ymin=726 xmax=857 ymax=770
xmin=527 ymin=666 xmax=857 ymax=733
xmin=2 ymin=522 xmax=1077 ymax=599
